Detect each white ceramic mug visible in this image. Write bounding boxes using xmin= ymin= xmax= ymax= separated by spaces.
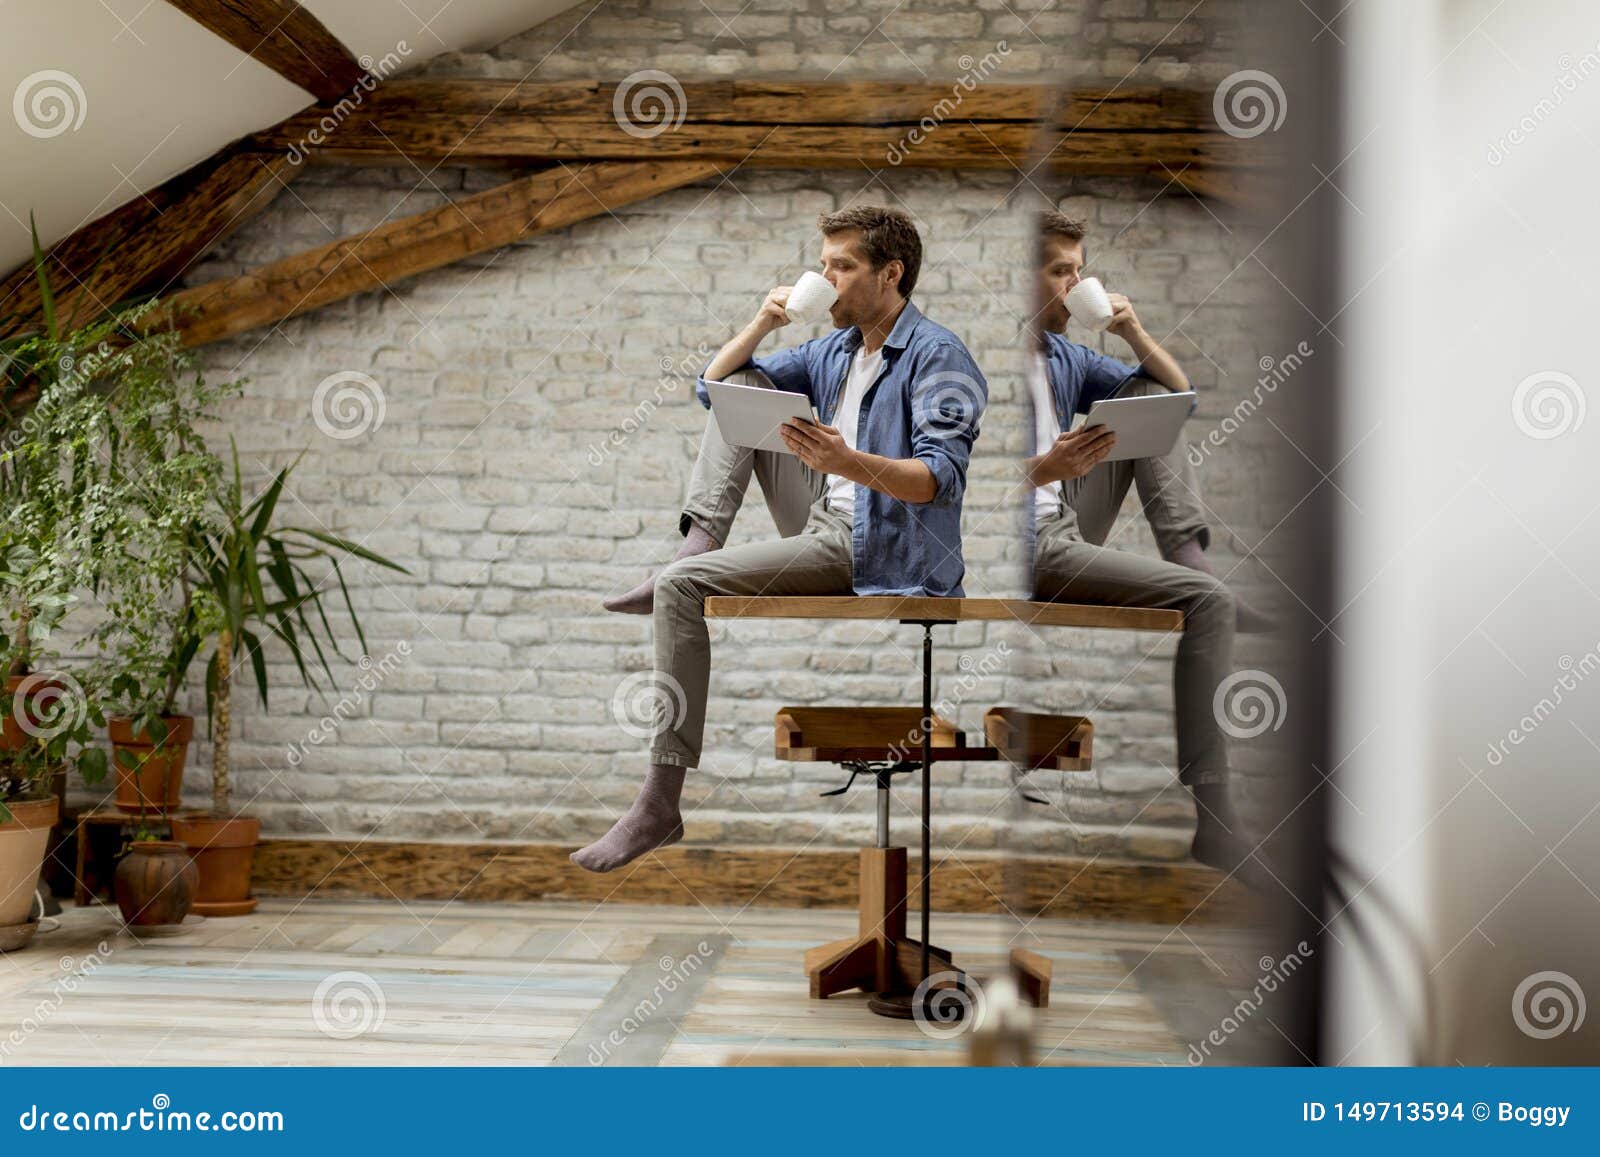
xmin=1064 ymin=276 xmax=1115 ymax=332
xmin=784 ymin=270 xmax=839 ymax=324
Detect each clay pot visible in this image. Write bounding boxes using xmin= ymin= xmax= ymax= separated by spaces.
xmin=0 ymin=796 xmax=59 ymax=928
xmin=113 ymin=840 xmax=198 ymax=927
xmin=3 ymin=674 xmax=66 ymax=753
xmin=108 ymin=715 xmax=194 ymax=814
xmin=169 ymin=814 xmax=259 ymax=917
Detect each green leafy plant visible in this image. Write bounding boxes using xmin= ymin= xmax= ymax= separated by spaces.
xmin=188 ymin=440 xmax=409 ymax=815
xmin=0 ymin=215 xmax=239 ymax=821
xmin=0 ymin=673 xmax=105 ymax=823
xmin=0 ymin=218 xmax=134 ymax=813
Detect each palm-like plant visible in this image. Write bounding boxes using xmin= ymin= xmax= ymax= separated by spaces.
xmin=188 ymin=440 xmax=409 ymax=815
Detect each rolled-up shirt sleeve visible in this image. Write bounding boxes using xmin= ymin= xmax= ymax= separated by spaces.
xmin=908 ymin=342 xmax=986 ymax=506
xmin=696 ymin=341 xmax=817 ymax=408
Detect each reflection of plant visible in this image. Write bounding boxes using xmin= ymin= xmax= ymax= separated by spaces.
xmin=192 ymin=441 xmax=408 ymax=815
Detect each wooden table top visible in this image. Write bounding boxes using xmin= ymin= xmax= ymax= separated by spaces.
xmin=704 ymin=595 xmax=1182 ymax=632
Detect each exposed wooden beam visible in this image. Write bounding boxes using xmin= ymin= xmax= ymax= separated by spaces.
xmin=249 ymin=79 xmax=1253 ymax=181
xmin=157 ymin=159 xmax=725 ymax=347
xmin=163 ymin=0 xmax=367 ymax=102
xmin=0 ymin=148 xmax=297 ymax=336
xmin=6 ymin=78 xmax=1252 ymax=351
xmin=1169 ymin=167 xmax=1276 ymax=214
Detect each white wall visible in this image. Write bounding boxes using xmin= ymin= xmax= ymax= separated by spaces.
xmin=1333 ymin=0 xmax=1600 ymax=1064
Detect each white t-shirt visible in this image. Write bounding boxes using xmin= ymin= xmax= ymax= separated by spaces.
xmin=824 ymin=345 xmax=885 ymax=518
xmin=1028 ymin=351 xmax=1062 ymax=518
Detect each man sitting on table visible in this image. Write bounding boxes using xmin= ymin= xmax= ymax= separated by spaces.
xmin=1025 ymin=211 xmax=1271 ymax=878
xmin=573 ymin=206 xmax=986 ymax=873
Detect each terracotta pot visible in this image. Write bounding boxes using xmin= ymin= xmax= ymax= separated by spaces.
xmin=3 ymin=674 xmax=66 ymax=753
xmin=0 ymin=796 xmax=59 ymax=928
xmin=108 ymin=715 xmax=194 ymax=814
xmin=170 ymin=814 xmax=260 ymax=917
xmin=113 ymin=840 xmax=198 ymax=926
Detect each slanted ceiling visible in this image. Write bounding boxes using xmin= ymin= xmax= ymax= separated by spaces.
xmin=0 ymin=2 xmax=1262 ymax=349
xmin=0 ymin=0 xmax=584 ymax=275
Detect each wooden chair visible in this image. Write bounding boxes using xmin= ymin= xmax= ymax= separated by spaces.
xmin=983 ymin=707 xmax=1094 ymax=771
xmin=775 ymin=706 xmax=1051 ymax=1008
xmin=973 ymin=706 xmax=1101 ymax=1008
xmin=776 ymin=706 xmax=991 ymax=1001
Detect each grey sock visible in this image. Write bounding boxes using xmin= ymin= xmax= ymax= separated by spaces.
xmin=1165 ymin=536 xmax=1280 ymax=634
xmin=601 ymin=523 xmax=720 ymax=615
xmin=570 ymin=764 xmax=687 ymax=872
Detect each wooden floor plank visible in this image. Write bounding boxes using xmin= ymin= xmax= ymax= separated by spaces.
xmin=0 ymin=898 xmax=1268 ymax=1066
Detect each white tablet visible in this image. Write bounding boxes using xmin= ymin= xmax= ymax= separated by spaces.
xmin=1077 ymin=390 xmax=1196 ymax=462
xmin=704 ymin=379 xmax=818 ymax=455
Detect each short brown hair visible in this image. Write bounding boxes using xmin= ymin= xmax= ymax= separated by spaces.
xmin=817 ymin=205 xmax=922 ymax=297
xmin=1038 ymin=210 xmax=1088 ymax=265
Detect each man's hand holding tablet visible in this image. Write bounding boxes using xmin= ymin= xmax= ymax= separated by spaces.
xmin=1029 ymin=424 xmax=1118 ymax=486
xmin=703 ymin=378 xmax=819 ymax=455
xmin=779 ymin=414 xmax=855 ymax=474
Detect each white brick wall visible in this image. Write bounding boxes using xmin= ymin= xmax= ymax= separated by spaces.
xmin=129 ymin=0 xmax=1299 ymax=861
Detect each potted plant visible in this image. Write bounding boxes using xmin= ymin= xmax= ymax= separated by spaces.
xmin=0 ymin=671 xmax=106 ymax=946
xmin=112 ymin=832 xmax=199 ymax=927
xmin=170 ymin=441 xmax=407 ymax=915
xmin=111 ymin=805 xmax=199 ymax=928
xmin=90 ymin=317 xmax=235 ymax=818
xmin=0 ymin=223 xmax=128 ymax=944
xmin=1 ymin=216 xmax=235 ymax=934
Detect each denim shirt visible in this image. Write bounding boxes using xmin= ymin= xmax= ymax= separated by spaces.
xmin=1027 ymin=332 xmax=1194 ymax=569
xmin=696 ymin=301 xmax=985 ymax=597
xmin=1039 ymin=330 xmax=1164 ymax=433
